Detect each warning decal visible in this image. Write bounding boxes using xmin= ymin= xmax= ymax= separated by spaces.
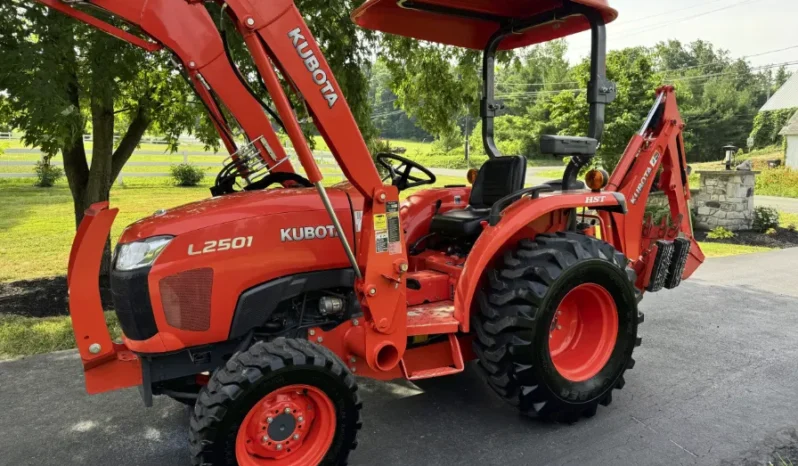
xmin=386 ymin=201 xmax=402 ymax=255
xmin=374 ymin=213 xmax=387 ymax=230
xmin=374 ymin=213 xmax=388 ymax=253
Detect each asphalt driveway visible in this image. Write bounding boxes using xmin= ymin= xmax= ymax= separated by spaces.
xmin=2 ymin=248 xmax=798 ymax=466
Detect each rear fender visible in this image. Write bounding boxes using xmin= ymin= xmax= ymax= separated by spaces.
xmin=68 ymin=202 xmax=142 ymax=394
xmin=454 ymin=191 xmax=626 ymax=331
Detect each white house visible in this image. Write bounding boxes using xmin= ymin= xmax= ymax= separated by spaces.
xmin=760 ymin=73 xmax=798 ymax=168
xmin=781 ymin=112 xmax=798 ymax=169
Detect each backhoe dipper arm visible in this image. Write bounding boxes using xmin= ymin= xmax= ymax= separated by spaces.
xmin=36 ymin=0 xmax=296 ymax=176
xmin=604 ymin=86 xmax=704 ymax=283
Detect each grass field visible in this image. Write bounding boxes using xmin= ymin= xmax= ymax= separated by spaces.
xmin=0 ymin=174 xmax=462 ymax=283
xmin=0 ymin=312 xmax=120 ymax=359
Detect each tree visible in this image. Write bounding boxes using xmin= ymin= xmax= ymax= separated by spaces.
xmin=0 ymin=4 xmax=217 ymax=229
xmin=0 ymin=1 xmax=377 ymax=255
xmin=379 ymin=36 xmax=483 ymax=145
xmin=368 ymin=59 xmax=431 ymax=141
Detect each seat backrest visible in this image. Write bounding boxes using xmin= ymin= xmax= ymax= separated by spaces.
xmin=469 ymin=156 xmax=527 ymax=208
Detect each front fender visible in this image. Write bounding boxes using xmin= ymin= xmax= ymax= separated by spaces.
xmin=454 ymin=191 xmax=626 ymax=331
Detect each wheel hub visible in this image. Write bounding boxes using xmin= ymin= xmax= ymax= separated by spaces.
xmin=267 ymin=413 xmax=297 ymax=442
xmin=549 ymin=283 xmax=619 ymax=382
xmin=236 ymin=385 xmax=335 ymax=466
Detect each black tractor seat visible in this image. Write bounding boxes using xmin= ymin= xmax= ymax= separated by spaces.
xmin=429 ymin=156 xmax=527 ymax=239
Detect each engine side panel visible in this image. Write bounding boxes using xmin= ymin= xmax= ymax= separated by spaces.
xmin=128 ymin=191 xmax=357 ymax=353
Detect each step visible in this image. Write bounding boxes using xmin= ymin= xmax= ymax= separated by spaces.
xmin=400 ymin=334 xmax=465 ymax=380
xmin=406 ymin=300 xmax=459 ymax=336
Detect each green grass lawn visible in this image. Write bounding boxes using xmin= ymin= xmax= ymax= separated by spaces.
xmin=0 ymin=312 xmax=121 ymax=359
xmin=699 ymin=242 xmax=775 ymax=258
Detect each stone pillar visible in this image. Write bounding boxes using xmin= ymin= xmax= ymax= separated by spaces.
xmin=693 ymin=171 xmax=759 ymax=231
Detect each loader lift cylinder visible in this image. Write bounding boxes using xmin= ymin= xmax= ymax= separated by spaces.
xmin=315 ymin=181 xmax=362 ymax=279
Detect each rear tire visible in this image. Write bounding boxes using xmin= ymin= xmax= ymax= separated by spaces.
xmin=472 ymin=232 xmax=642 ymax=422
xmin=189 ymin=338 xmax=362 ymax=465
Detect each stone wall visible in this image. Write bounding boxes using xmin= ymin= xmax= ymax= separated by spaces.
xmin=693 ymin=171 xmax=758 ymax=231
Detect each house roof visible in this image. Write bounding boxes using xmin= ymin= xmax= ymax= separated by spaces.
xmin=761 ymin=72 xmax=798 ymax=112
xmin=780 ymin=110 xmax=798 ymax=136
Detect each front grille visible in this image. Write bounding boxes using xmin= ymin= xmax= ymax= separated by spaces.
xmin=110 ymin=267 xmax=158 ymax=341
xmin=159 ymin=268 xmax=213 ymax=331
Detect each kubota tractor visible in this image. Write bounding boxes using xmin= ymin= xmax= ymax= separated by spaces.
xmin=37 ymin=0 xmax=704 ymax=464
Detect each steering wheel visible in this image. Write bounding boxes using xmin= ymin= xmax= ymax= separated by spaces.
xmin=376 ymin=153 xmax=436 ymax=191
xmin=243 ymin=172 xmax=313 ymax=191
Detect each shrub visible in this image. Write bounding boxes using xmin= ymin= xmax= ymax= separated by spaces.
xmin=34 ymin=160 xmax=64 ymax=187
xmin=765 ymin=227 xmax=778 ymax=236
xmin=170 ymin=163 xmax=205 ymax=187
xmin=707 ymin=226 xmax=735 ymax=239
xmin=789 ymin=224 xmax=797 ymax=232
xmin=752 ymin=206 xmax=780 ymax=233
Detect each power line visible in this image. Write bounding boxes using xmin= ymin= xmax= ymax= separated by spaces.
xmin=572 ymin=0 xmax=769 ymax=54
xmin=662 ymin=45 xmax=798 ymax=75
xmin=613 ymin=0 xmax=768 ymax=39
xmin=614 ymin=0 xmax=730 ymax=26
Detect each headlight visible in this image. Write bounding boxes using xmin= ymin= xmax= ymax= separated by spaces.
xmin=115 ymin=236 xmax=173 ymax=271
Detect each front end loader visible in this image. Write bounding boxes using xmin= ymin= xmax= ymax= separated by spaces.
xmin=38 ymin=0 xmax=703 ymax=464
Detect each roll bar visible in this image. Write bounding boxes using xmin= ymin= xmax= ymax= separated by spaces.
xmin=480 ymin=1 xmax=616 ymax=158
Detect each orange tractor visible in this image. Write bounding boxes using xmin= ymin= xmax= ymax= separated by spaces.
xmin=38 ymin=0 xmax=703 ymax=464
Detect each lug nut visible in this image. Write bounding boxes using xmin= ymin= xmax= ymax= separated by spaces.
xmin=317 ymin=336 xmax=323 ymax=343
xmin=297 ymin=416 xmax=304 ymax=422
xmin=556 ymin=325 xmax=562 ymax=330
xmin=276 ymin=444 xmax=283 ymax=451
xmin=309 ymin=329 xmax=315 ymax=336
xmin=293 ymin=434 xmax=300 ymax=440
xmin=350 ymin=357 xmax=357 ymax=363
xmin=262 ymin=435 xmax=269 ymax=442
xmin=368 ymin=288 xmax=376 ymax=296
xmin=351 ymin=366 xmax=357 ymax=372
xmin=285 ymin=407 xmax=292 ymax=414
xmin=267 ymin=417 xmax=274 ymax=424
xmin=352 ymin=319 xmax=359 ymax=326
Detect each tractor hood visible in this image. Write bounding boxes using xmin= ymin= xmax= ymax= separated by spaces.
xmin=119 ymin=187 xmax=352 ymax=243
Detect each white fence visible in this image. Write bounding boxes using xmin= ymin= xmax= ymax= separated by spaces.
xmin=1 ymin=137 xmax=340 ymax=183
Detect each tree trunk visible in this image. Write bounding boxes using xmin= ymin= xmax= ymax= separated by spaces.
xmin=87 ymin=88 xmax=117 ymax=277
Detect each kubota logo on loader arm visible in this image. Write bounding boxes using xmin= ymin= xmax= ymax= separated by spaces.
xmin=288 ymin=28 xmax=339 ymax=108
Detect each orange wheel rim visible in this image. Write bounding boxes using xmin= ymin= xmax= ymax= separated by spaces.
xmin=236 ymin=384 xmax=336 ymax=466
xmin=548 ymin=283 xmax=618 ymax=382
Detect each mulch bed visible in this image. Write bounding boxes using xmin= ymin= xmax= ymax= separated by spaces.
xmin=0 ymin=276 xmax=112 ymax=319
xmin=694 ymin=226 xmax=798 ymax=249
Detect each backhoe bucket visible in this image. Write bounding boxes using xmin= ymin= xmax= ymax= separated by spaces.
xmin=67 ymin=202 xmax=142 ymax=394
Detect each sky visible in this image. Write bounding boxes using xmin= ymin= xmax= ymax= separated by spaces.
xmin=564 ymin=0 xmax=798 ymax=72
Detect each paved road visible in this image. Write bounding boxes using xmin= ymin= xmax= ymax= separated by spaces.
xmin=757 ymin=195 xmax=798 ymax=214
xmin=2 ymin=249 xmax=798 ymax=466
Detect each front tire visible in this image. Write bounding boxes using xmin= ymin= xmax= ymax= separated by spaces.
xmin=189 ymin=338 xmax=362 ymax=465
xmin=472 ymin=232 xmax=642 ymax=422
